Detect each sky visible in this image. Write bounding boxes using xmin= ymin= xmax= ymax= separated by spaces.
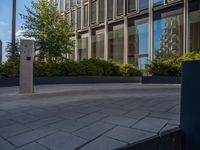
xmin=0 ymin=0 xmax=35 ymax=62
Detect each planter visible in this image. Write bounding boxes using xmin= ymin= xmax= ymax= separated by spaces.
xmin=0 ymin=76 xmax=141 ymax=87
xmin=142 ymin=76 xmax=181 ymax=84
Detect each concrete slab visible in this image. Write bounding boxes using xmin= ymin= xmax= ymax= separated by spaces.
xmin=0 ymin=83 xmax=180 ymax=150
xmin=38 ymin=132 xmax=87 ymax=150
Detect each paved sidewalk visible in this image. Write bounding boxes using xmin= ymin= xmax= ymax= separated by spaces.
xmin=0 ymin=83 xmax=180 ymax=150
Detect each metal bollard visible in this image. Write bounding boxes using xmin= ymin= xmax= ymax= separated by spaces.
xmin=181 ymin=60 xmax=200 ymax=150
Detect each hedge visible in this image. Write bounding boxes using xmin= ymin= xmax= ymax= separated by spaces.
xmin=0 ymin=59 xmax=142 ymax=79
xmin=146 ymin=51 xmax=200 ymax=76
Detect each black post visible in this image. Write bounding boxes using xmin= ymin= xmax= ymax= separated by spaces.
xmin=12 ymin=0 xmax=16 ymax=59
xmin=181 ymin=60 xmax=200 ymax=150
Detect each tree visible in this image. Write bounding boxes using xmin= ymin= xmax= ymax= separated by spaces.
xmin=5 ymin=41 xmax=20 ymax=62
xmin=20 ymin=0 xmax=74 ymax=62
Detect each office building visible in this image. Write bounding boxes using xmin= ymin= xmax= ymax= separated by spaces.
xmin=53 ymin=0 xmax=200 ymax=69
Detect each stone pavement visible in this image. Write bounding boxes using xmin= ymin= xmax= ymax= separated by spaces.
xmin=0 ymin=83 xmax=180 ymax=150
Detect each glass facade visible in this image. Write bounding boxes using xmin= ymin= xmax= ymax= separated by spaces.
xmin=128 ymin=18 xmax=149 ymax=69
xmin=91 ymin=0 xmax=97 ymax=24
xmin=154 ymin=8 xmax=184 ymax=58
xmin=128 ymin=0 xmax=137 ymax=13
xmin=84 ymin=4 xmax=89 ymax=26
xmin=99 ymin=0 xmax=105 ymax=23
xmin=78 ymin=36 xmax=88 ymax=61
xmin=117 ymin=0 xmax=124 ymax=16
xmin=77 ymin=8 xmax=81 ymax=30
xmin=108 ymin=0 xmax=114 ymax=20
xmin=59 ymin=0 xmax=199 ymax=69
xmin=108 ymin=25 xmax=124 ymax=64
xmin=189 ymin=0 xmax=200 ymax=51
xmin=92 ymin=31 xmax=104 ymax=59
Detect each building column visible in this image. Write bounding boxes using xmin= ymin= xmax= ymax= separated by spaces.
xmin=88 ymin=27 xmax=92 ymax=59
xmin=124 ymin=16 xmax=128 ymax=64
xmin=184 ymin=0 xmax=189 ymax=54
xmin=81 ymin=0 xmax=84 ymax=29
xmin=74 ymin=7 xmax=78 ymax=61
xmin=148 ymin=0 xmax=154 ymax=61
xmin=104 ymin=0 xmax=108 ymax=61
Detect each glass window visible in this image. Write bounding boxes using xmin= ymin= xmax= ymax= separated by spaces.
xmin=189 ymin=0 xmax=200 ymax=51
xmin=154 ymin=0 xmax=163 ymax=6
xmin=108 ymin=25 xmax=124 ymax=63
xmin=153 ymin=9 xmax=184 ymax=59
xmin=77 ymin=0 xmax=81 ymax=4
xmin=78 ymin=37 xmax=88 ymax=61
xmin=128 ymin=0 xmax=136 ymax=13
xmin=77 ymin=8 xmax=81 ymax=30
xmin=70 ymin=0 xmax=76 ymax=6
xmin=60 ymin=0 xmax=65 ymax=12
xmin=108 ymin=0 xmax=113 ymax=20
xmin=65 ymin=0 xmax=70 ymax=10
xmin=99 ymin=0 xmax=105 ymax=23
xmin=71 ymin=10 xmax=76 ymax=31
xmin=128 ymin=18 xmax=149 ymax=69
xmin=117 ymin=0 xmax=124 ymax=16
xmin=140 ymin=0 xmax=149 ymax=10
xmin=84 ymin=5 xmax=89 ymax=26
xmin=91 ymin=1 xmax=97 ymax=24
xmin=92 ymin=31 xmax=104 ymax=59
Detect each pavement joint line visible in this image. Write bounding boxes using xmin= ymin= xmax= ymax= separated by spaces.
xmin=0 ymin=135 xmax=17 ymax=148
xmin=9 ymin=130 xmax=58 ymax=148
xmin=75 ymin=125 xmax=118 ymax=150
xmin=35 ymin=141 xmax=51 ymax=150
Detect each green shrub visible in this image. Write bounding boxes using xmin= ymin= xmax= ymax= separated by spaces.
xmin=0 ymin=61 xmax=19 ymax=78
xmin=0 ymin=59 xmax=142 ymax=78
xmin=146 ymin=51 xmax=200 ymax=76
xmin=120 ymin=64 xmax=142 ymax=77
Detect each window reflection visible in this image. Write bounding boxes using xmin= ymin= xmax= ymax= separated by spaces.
xmin=108 ymin=25 xmax=124 ymax=64
xmin=128 ymin=18 xmax=149 ymax=69
xmin=189 ymin=0 xmax=200 ymax=51
xmin=92 ymin=31 xmax=104 ymax=59
xmin=78 ymin=37 xmax=88 ymax=61
xmin=154 ymin=9 xmax=184 ymax=58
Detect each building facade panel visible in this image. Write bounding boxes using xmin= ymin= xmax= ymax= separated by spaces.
xmin=55 ymin=0 xmax=200 ymax=68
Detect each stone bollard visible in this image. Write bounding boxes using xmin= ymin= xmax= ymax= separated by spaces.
xmin=19 ymin=39 xmax=34 ymax=93
xmin=181 ymin=60 xmax=200 ymax=150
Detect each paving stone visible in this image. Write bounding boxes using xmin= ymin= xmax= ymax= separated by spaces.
xmin=73 ymin=122 xmax=115 ymax=140
xmin=0 ymin=137 xmax=15 ymax=150
xmin=8 ymin=127 xmax=57 ymax=146
xmin=124 ymin=110 xmax=150 ymax=120
xmin=160 ymin=124 xmax=178 ymax=134
xmin=102 ymin=116 xmax=138 ymax=127
xmin=149 ymin=102 xmax=177 ymax=112
xmin=168 ymin=105 xmax=180 ymax=114
xmin=168 ymin=119 xmax=180 ymax=126
xmin=78 ymin=113 xmax=108 ymax=124
xmin=74 ymin=106 xmax=101 ymax=114
xmin=24 ymin=117 xmax=62 ymax=129
xmin=132 ymin=117 xmax=168 ymax=133
xmin=0 ymin=110 xmax=9 ymax=116
xmin=49 ymin=119 xmax=87 ymax=132
xmin=60 ymin=111 xmax=86 ymax=120
xmin=99 ymin=108 xmax=128 ymax=115
xmin=105 ymin=126 xmax=155 ymax=144
xmin=0 ymin=119 xmax=15 ymax=128
xmin=0 ymin=124 xmax=30 ymax=138
xmin=38 ymin=132 xmax=87 ymax=150
xmin=149 ymin=112 xmax=179 ymax=120
xmin=16 ymin=143 xmax=47 ymax=150
xmin=10 ymin=113 xmax=39 ymax=124
xmin=79 ymin=136 xmax=127 ymax=150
